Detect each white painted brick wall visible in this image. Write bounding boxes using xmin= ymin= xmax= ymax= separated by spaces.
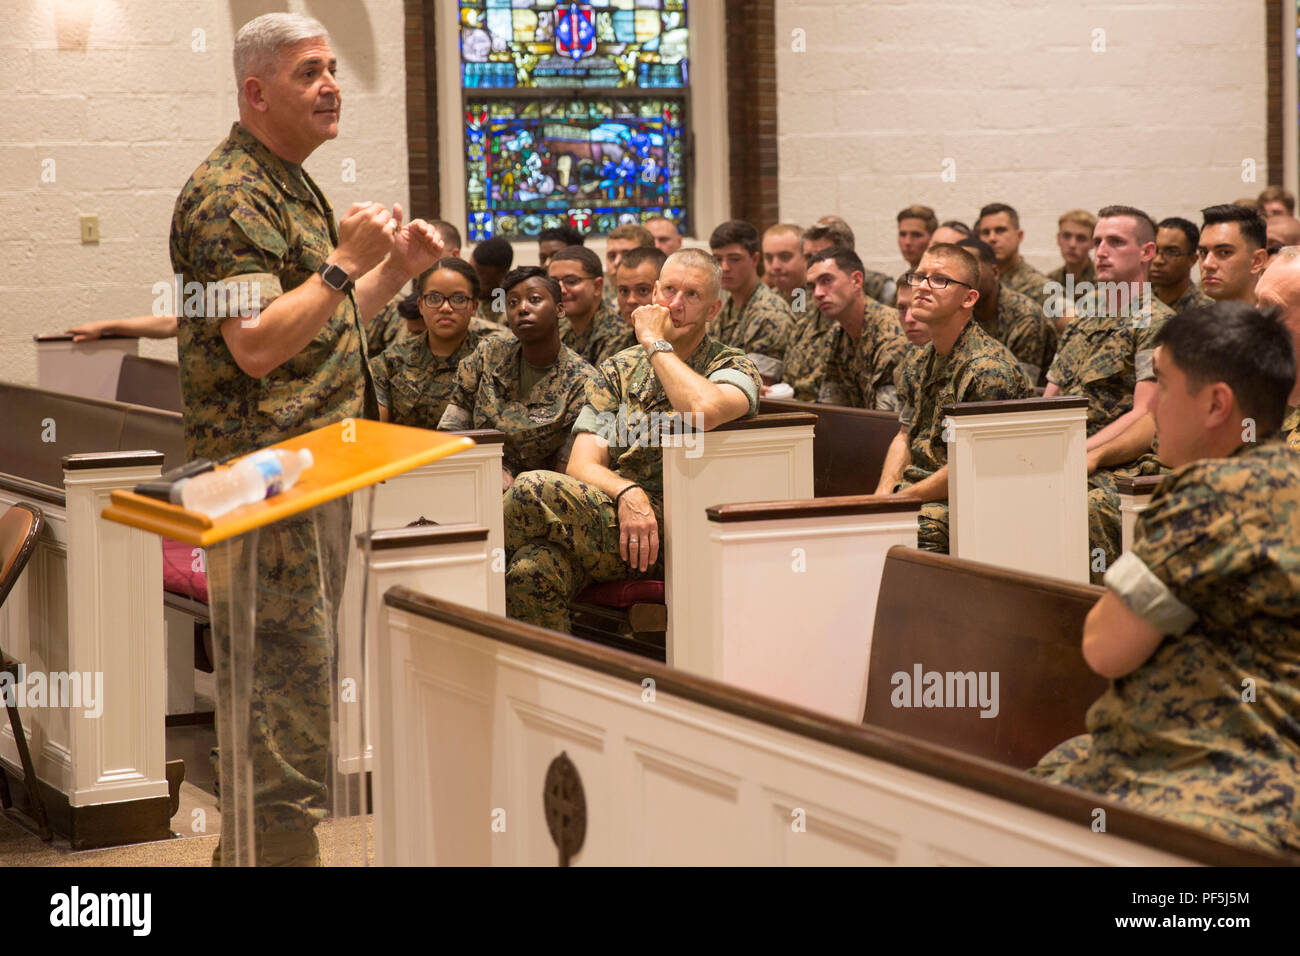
xmin=776 ymin=0 xmax=1269 ymax=279
xmin=1 ymin=0 xmax=408 ymax=385
xmin=2 ymin=1 xmax=1275 ymax=387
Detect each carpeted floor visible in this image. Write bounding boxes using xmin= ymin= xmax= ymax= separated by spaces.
xmin=0 ymin=784 xmax=373 ymax=866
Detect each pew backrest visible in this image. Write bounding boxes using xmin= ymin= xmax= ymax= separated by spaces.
xmin=865 ymin=546 xmax=1109 ymax=770
xmin=759 ymin=397 xmax=899 ymax=495
xmin=1 ymin=381 xmax=186 ymax=488
xmin=115 ymin=355 xmax=183 ymax=413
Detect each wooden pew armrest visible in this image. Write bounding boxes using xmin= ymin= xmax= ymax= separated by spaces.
xmin=942 ymin=396 xmax=1089 ymax=417
xmin=1116 ymin=475 xmax=1164 ymax=497
xmin=706 ymin=495 xmax=922 ymax=522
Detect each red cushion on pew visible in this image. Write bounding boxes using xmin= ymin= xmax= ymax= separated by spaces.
xmin=574 ymin=579 xmax=664 ymax=608
xmin=162 ymin=537 xmax=208 ymax=604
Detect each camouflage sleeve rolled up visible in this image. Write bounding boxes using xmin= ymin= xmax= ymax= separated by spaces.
xmin=180 ymin=188 xmax=289 ymax=318
xmin=1114 ymin=463 xmax=1247 ymax=627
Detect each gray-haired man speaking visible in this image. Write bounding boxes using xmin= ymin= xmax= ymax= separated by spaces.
xmin=170 ymin=13 xmax=444 ymax=865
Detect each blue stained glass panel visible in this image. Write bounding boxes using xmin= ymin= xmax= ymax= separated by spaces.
xmin=464 ymin=98 xmax=687 ymax=241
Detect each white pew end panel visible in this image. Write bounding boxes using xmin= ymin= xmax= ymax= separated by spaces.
xmin=662 ymin=413 xmax=815 ymax=676
xmin=946 ymin=396 xmax=1089 ymax=584
xmin=705 ymin=496 xmax=921 ymax=721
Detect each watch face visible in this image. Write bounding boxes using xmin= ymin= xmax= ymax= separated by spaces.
xmin=320 ymin=263 xmax=349 ymax=290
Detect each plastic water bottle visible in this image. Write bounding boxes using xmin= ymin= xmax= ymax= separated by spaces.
xmin=179 ymin=448 xmax=314 ymax=518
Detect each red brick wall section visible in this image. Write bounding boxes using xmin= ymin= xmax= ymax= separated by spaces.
xmin=724 ymin=0 xmax=779 ymax=234
xmin=1266 ymin=0 xmax=1282 ymax=186
xmin=405 ymin=0 xmax=441 ymax=219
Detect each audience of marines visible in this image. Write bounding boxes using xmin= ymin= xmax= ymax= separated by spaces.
xmin=71 ymin=190 xmax=1300 ymax=856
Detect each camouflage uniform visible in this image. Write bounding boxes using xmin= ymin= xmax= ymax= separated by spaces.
xmin=473 ymin=299 xmax=509 ymax=334
xmin=504 ymin=338 xmax=762 ymax=632
xmin=170 ymin=122 xmax=369 ymax=864
xmin=439 ymin=334 xmax=592 ymax=477
xmin=861 ymin=269 xmax=898 ymax=307
xmin=1045 ymin=260 xmax=1096 ymax=287
xmin=817 ymin=299 xmax=907 ymax=411
xmin=371 ymin=326 xmax=487 ymax=429
xmin=1047 ymin=295 xmax=1176 ymax=581
xmin=712 ymin=281 xmax=794 ymax=382
xmin=1000 ymin=257 xmax=1051 ymax=307
xmin=603 ymin=319 xmax=639 ymax=358
xmin=1031 ymin=438 xmax=1300 ymax=855
xmin=781 ymin=294 xmax=835 ymax=403
xmin=1284 ymin=405 xmax=1299 ymax=451
xmin=366 ymin=293 xmax=411 ymax=358
xmin=979 ymin=286 xmax=1057 ymax=387
xmin=894 ymin=321 xmax=1033 ymax=552
xmin=559 ymin=302 xmax=629 ymax=367
xmin=1169 ymin=283 xmax=1215 ymax=314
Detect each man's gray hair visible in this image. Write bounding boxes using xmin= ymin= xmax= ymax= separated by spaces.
xmin=664 ymin=248 xmax=722 ymax=302
xmin=1271 ymin=245 xmax=1300 ymax=265
xmin=233 ymin=13 xmax=329 ymax=99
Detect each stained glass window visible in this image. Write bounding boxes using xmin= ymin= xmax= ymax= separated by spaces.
xmin=459 ymin=1 xmax=690 ymax=241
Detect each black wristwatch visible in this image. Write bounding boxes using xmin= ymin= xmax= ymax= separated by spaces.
xmin=317 ymin=261 xmax=354 ymax=294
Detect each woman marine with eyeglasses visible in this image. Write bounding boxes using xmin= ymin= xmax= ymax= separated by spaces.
xmin=372 ymin=257 xmax=495 ymax=428
xmin=439 ymin=266 xmax=594 ymax=491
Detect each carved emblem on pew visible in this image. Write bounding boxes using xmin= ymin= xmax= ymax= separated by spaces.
xmin=543 ymin=751 xmax=586 ymax=867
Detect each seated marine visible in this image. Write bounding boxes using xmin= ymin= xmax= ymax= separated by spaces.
xmin=502 ymin=248 xmax=763 ymax=633
xmin=438 ymin=267 xmax=592 ymax=490
xmin=372 ymin=257 xmax=490 ymax=429
xmin=1032 ymin=303 xmax=1300 ymax=855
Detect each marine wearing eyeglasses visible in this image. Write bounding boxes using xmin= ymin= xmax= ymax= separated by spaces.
xmin=548 ymin=245 xmax=630 ymax=367
xmin=875 ymin=244 xmax=1033 ymax=552
xmin=371 ymin=257 xmax=489 ymax=429
xmin=1150 ymin=218 xmax=1213 ymax=314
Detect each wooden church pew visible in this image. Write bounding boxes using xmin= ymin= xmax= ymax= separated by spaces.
xmin=704 ymin=495 xmax=921 ymax=721
xmin=1116 ymin=475 xmax=1163 ymax=555
xmin=945 ymin=396 xmax=1090 ymax=583
xmin=758 ymin=397 xmax=898 ymax=495
xmin=661 ymin=413 xmax=815 ymax=674
xmin=34 ymin=333 xmax=138 ymax=403
xmin=369 ymin=585 xmax=1286 ymax=866
xmin=863 ymin=546 xmax=1108 ymax=770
